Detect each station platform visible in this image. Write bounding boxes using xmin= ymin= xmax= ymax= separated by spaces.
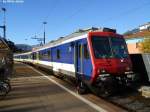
xmin=0 ymin=62 xmax=125 ymax=112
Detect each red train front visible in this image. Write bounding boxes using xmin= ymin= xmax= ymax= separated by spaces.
xmin=86 ymin=28 xmax=135 ymax=96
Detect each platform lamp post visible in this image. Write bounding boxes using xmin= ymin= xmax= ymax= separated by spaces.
xmin=43 ymin=21 xmax=47 ymax=44
xmin=0 ymin=8 xmax=6 ymax=38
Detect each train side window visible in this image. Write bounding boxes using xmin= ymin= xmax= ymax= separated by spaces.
xmin=36 ymin=52 xmax=39 ymax=60
xmin=32 ymin=53 xmax=36 ymax=60
xmin=39 ymin=52 xmax=44 ymax=60
xmin=32 ymin=54 xmax=34 ymax=60
xmin=47 ymin=50 xmax=51 ymax=59
xmin=57 ymin=49 xmax=60 ymax=59
xmin=39 ymin=52 xmax=41 ymax=59
xmin=79 ymin=44 xmax=81 ymax=58
xmin=34 ymin=53 xmax=36 ymax=60
xmin=84 ymin=44 xmax=90 ymax=59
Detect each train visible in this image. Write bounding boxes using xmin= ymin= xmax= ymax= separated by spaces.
xmin=14 ymin=27 xmax=135 ymax=96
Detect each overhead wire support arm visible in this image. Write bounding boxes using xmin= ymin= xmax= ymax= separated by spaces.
xmin=31 ymin=35 xmax=44 ymax=46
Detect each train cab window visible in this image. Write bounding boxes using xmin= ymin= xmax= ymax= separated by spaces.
xmin=57 ymin=49 xmax=60 ymax=59
xmin=84 ymin=44 xmax=90 ymax=59
xmin=92 ymin=36 xmax=112 ymax=58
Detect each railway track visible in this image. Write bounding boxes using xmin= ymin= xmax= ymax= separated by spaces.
xmin=33 ymin=64 xmax=150 ymax=112
xmin=107 ymin=88 xmax=150 ymax=112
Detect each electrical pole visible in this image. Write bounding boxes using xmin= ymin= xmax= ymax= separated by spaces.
xmin=0 ymin=8 xmax=6 ymax=38
xmin=43 ymin=21 xmax=47 ymax=44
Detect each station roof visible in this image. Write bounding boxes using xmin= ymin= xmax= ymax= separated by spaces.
xmin=0 ymin=37 xmax=10 ymax=51
xmin=124 ymin=30 xmax=150 ymax=39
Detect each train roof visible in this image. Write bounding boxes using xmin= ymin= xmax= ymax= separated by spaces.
xmin=33 ymin=27 xmax=116 ymax=52
xmin=14 ymin=51 xmax=32 ymax=56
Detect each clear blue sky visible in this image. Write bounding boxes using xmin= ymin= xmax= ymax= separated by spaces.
xmin=0 ymin=0 xmax=150 ymax=45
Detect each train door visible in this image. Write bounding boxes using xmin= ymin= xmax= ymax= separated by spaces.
xmin=74 ymin=40 xmax=92 ymax=81
xmin=82 ymin=42 xmax=92 ymax=80
xmin=75 ymin=42 xmax=83 ymax=79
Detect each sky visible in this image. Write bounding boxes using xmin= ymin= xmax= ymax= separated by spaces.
xmin=0 ymin=0 xmax=150 ymax=45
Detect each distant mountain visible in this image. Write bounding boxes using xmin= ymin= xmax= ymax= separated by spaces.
xmin=15 ymin=44 xmax=32 ymax=52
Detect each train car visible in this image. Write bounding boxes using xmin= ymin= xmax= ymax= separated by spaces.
xmin=14 ymin=27 xmax=135 ymax=96
xmin=14 ymin=52 xmax=32 ymax=64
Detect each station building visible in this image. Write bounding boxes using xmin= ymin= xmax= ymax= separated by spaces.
xmin=125 ymin=29 xmax=150 ymax=54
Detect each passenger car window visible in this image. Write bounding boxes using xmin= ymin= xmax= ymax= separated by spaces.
xmin=84 ymin=44 xmax=89 ymax=59
xmin=57 ymin=49 xmax=60 ymax=59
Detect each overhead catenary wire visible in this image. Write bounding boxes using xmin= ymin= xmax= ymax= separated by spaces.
xmin=103 ymin=1 xmax=150 ymax=23
xmin=36 ymin=0 xmax=60 ymax=36
xmin=29 ymin=0 xmax=150 ymax=45
xmin=30 ymin=0 xmax=90 ymax=44
xmin=28 ymin=0 xmax=60 ymax=44
xmin=56 ymin=0 xmax=93 ymax=29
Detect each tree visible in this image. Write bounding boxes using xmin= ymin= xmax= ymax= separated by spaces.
xmin=140 ymin=37 xmax=150 ymax=53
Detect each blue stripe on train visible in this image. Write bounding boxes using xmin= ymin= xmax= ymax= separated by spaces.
xmin=19 ymin=38 xmax=93 ymax=80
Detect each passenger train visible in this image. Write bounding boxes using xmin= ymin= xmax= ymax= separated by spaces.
xmin=14 ymin=27 xmax=135 ymax=96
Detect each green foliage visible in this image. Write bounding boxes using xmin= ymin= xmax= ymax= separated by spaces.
xmin=140 ymin=38 xmax=150 ymax=53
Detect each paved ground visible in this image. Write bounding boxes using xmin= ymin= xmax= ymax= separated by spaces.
xmin=0 ymin=62 xmax=126 ymax=112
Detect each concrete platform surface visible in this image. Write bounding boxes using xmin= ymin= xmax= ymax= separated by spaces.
xmin=0 ymin=62 xmax=125 ymax=112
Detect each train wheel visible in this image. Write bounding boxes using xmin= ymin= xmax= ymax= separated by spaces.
xmin=97 ymin=81 xmax=115 ymax=97
xmin=77 ymin=81 xmax=87 ymax=94
xmin=101 ymin=86 xmax=113 ymax=97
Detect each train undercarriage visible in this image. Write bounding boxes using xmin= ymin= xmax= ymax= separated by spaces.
xmin=92 ymin=73 xmax=136 ymax=97
xmin=76 ymin=72 xmax=136 ymax=97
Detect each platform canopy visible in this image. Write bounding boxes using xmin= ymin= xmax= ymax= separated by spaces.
xmin=0 ymin=38 xmax=10 ymax=50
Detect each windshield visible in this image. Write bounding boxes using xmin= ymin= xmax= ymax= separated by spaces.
xmin=92 ymin=36 xmax=113 ymax=58
xmin=91 ymin=36 xmax=128 ymax=59
xmin=111 ymin=37 xmax=128 ymax=58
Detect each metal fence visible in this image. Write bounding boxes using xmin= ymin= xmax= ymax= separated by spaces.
xmin=142 ymin=54 xmax=150 ymax=82
xmin=130 ymin=54 xmax=149 ymax=83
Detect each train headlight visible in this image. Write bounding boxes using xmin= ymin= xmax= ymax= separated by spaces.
xmin=125 ymin=71 xmax=134 ymax=79
xmin=127 ymin=74 xmax=133 ymax=78
xmin=126 ymin=67 xmax=130 ymax=71
xmin=97 ymin=69 xmax=106 ymax=74
xmin=98 ymin=74 xmax=110 ymax=81
xmin=101 ymin=69 xmax=106 ymax=74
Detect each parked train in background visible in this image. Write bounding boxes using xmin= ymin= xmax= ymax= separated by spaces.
xmin=14 ymin=27 xmax=135 ymax=96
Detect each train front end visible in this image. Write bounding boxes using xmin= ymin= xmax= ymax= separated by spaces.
xmin=87 ymin=28 xmax=135 ymax=95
